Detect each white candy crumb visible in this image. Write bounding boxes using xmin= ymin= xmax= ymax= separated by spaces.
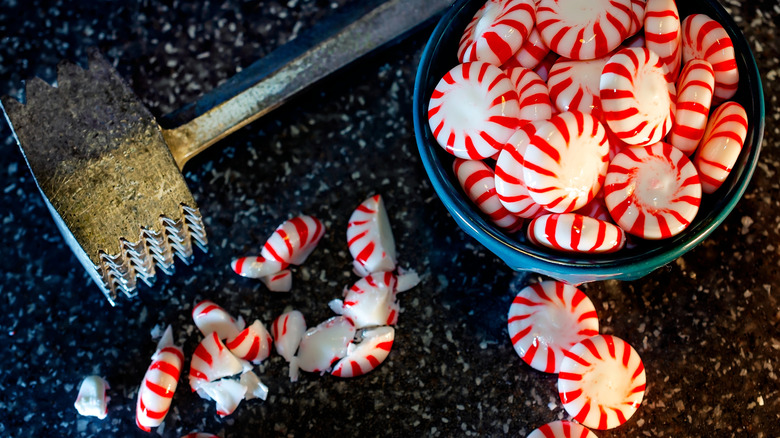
xmin=74 ymin=376 xmax=110 ymax=419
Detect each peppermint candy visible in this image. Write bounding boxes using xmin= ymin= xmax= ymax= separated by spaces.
xmin=626 ymin=0 xmax=646 ymax=38
xmin=188 ymin=332 xmax=249 ymax=392
xmin=667 ymin=60 xmax=715 ymax=156
xmin=533 ymin=50 xmax=559 ymax=82
xmin=136 ymin=326 xmax=183 ymax=432
xmin=454 ymin=158 xmax=525 ymax=232
xmin=604 ymin=142 xmax=701 ymax=239
xmin=331 ymin=326 xmax=395 ymax=378
xmin=536 ymin=0 xmax=632 ymax=60
xmin=290 ymin=316 xmax=356 ymax=380
xmin=694 ymin=101 xmax=748 ymax=194
xmin=329 ymin=272 xmax=400 ymax=329
xmin=260 ymin=269 xmax=293 ymax=292
xmin=507 ymin=281 xmax=599 ymax=373
xmin=505 ymin=67 xmax=553 ymax=124
xmin=458 ymin=0 xmax=536 ymax=66
xmin=527 ymin=421 xmax=598 ymax=438
xmin=225 ymin=320 xmax=274 ymax=365
xmin=428 ymin=61 xmax=521 ymax=159
xmin=558 ymin=335 xmax=646 ymax=430
xmin=600 ymin=47 xmax=677 ymax=147
xmin=681 ymin=14 xmax=739 ymax=104
xmin=502 ymin=26 xmax=551 ymax=70
xmin=347 ymin=194 xmax=397 ymax=277
xmin=644 ymin=0 xmax=682 ymax=81
xmin=527 ymin=213 xmax=626 ymax=253
xmin=192 ymin=300 xmax=245 ymax=340
xmin=231 ymin=215 xmax=325 ymax=286
xmin=494 ymin=122 xmax=548 ymax=218
xmin=271 ymin=309 xmax=307 ymax=362
xmin=523 ymin=111 xmax=609 ymax=213
xmin=74 ymin=375 xmax=110 ymax=419
xmin=547 ymin=55 xmax=610 ymax=117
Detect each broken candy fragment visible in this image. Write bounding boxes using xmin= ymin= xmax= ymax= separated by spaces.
xmin=240 ymin=370 xmax=269 ymax=401
xmin=189 ymin=332 xmax=249 ymax=392
xmin=331 ymin=326 xmax=395 ymax=378
xmin=226 ymin=320 xmax=273 ymax=365
xmin=329 ymin=272 xmax=400 ymax=329
xmin=271 ymin=309 xmax=307 ymax=362
xmin=260 ymin=269 xmax=293 ymax=292
xmin=192 ymin=300 xmax=245 ymax=340
xmin=347 ymin=194 xmax=397 ymax=276
xmin=290 ymin=316 xmax=356 ymax=380
xmin=136 ymin=326 xmax=183 ymax=432
xmin=196 ymin=378 xmax=247 ymax=417
xmin=74 ymin=375 xmax=110 ymax=419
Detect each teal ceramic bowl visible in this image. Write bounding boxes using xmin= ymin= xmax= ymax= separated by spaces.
xmin=413 ymin=0 xmax=765 ymax=284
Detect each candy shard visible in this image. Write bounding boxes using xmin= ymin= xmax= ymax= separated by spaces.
xmin=231 ymin=256 xmax=285 ymax=279
xmin=226 ymin=320 xmax=273 ymax=365
xmin=329 ymin=272 xmax=400 ymax=329
xmin=189 ymin=332 xmax=249 ymax=392
xmin=271 ymin=309 xmax=307 ymax=362
xmin=260 ymin=269 xmax=293 ymax=293
xmin=457 ymin=0 xmax=536 ymax=66
xmin=558 ymin=335 xmax=646 ymax=430
xmin=331 ymin=326 xmax=395 ymax=378
xmin=527 ymin=420 xmax=598 ymax=438
xmin=395 ymin=267 xmax=421 ymax=293
xmin=192 ymin=300 xmax=245 ymax=340
xmin=74 ymin=375 xmax=110 ymax=419
xmin=293 ymin=316 xmax=356 ymax=376
xmin=507 ymin=281 xmax=599 ymax=373
xmin=347 ymin=194 xmax=397 ymax=277
xmin=428 ymin=61 xmax=521 ymax=159
xmin=240 ymin=370 xmax=269 ymax=401
xmin=136 ymin=325 xmax=183 ymax=432
xmin=196 ymin=378 xmax=247 ymax=417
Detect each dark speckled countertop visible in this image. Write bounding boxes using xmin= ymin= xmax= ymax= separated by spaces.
xmin=1 ymin=0 xmax=778 ymax=436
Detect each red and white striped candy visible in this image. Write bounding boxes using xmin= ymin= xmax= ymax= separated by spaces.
xmin=533 ymin=50 xmax=559 ymax=82
xmin=506 ymin=67 xmax=554 ymax=124
xmin=136 ymin=326 xmax=183 ymax=432
xmin=74 ymin=375 xmax=110 ymax=419
xmin=329 ymin=272 xmax=399 ymax=329
xmin=574 ymin=190 xmax=611 ymax=222
xmin=189 ymin=332 xmax=248 ymax=392
xmin=231 ymin=215 xmax=325 ymax=278
xmin=547 ymin=55 xmax=610 ymax=118
xmin=527 ymin=421 xmax=598 ymax=438
xmin=604 ymin=142 xmax=701 ymax=239
xmin=536 ymin=0 xmax=632 ymax=60
xmin=271 ymin=309 xmax=306 ymax=362
xmin=681 ymin=14 xmax=739 ymax=104
xmin=495 ymin=122 xmax=548 ymax=218
xmin=600 ymin=47 xmax=676 ymax=147
xmin=502 ymin=27 xmax=551 ymax=70
xmin=644 ymin=0 xmax=682 ymax=81
xmin=291 ymin=316 xmax=356 ymax=378
xmin=626 ymin=0 xmax=645 ymax=38
xmin=667 ymin=60 xmax=715 ymax=156
xmin=523 ymin=111 xmax=610 ymax=213
xmin=454 ymin=158 xmax=525 ymax=232
xmin=558 ymin=335 xmax=646 ymax=430
xmin=226 ymin=320 xmax=273 ymax=365
xmin=507 ymin=281 xmax=599 ymax=373
xmin=331 ymin=326 xmax=395 ymax=378
xmin=428 ymin=62 xmax=521 ymax=160
xmin=347 ymin=194 xmax=396 ymax=277
xmin=192 ymin=300 xmax=245 ymax=340
xmin=694 ymin=101 xmax=748 ymax=194
xmin=457 ymin=0 xmax=536 ymax=66
xmin=527 ymin=213 xmax=626 ymax=253
xmin=260 ymin=269 xmax=292 ymax=292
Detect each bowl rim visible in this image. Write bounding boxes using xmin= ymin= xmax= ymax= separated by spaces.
xmin=413 ymin=0 xmax=765 ymax=284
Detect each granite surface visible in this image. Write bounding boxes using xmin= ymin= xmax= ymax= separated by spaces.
xmin=1 ymin=0 xmax=778 ymax=436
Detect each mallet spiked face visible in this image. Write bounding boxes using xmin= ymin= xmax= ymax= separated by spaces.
xmin=1 ymin=0 xmax=451 ymax=305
